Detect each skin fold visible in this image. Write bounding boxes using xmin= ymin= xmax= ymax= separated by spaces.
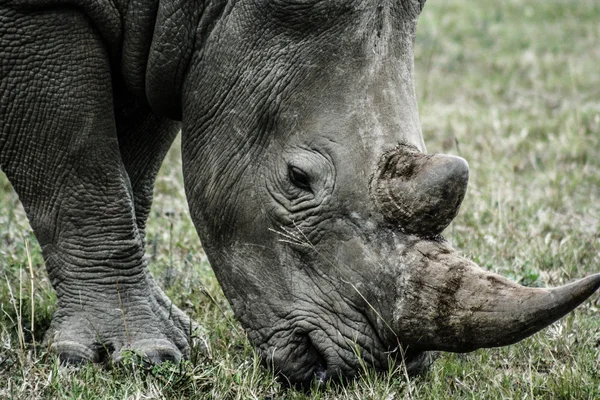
xmin=1 ymin=0 xmax=598 ymax=386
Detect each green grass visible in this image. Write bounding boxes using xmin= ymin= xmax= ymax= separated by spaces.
xmin=2 ymin=0 xmax=600 ymax=398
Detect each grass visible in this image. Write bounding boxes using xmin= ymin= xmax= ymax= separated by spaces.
xmin=1 ymin=0 xmax=600 ymax=398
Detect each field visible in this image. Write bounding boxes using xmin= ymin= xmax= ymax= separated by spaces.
xmin=1 ymin=0 xmax=600 ymax=398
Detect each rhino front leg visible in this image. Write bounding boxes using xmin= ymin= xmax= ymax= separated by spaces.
xmin=114 ymin=96 xmax=180 ymax=240
xmin=0 ymin=7 xmax=191 ymax=364
xmin=114 ymin=97 xmax=201 ymax=359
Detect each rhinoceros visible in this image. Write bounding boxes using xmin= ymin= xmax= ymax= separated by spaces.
xmin=1 ymin=0 xmax=598 ymax=386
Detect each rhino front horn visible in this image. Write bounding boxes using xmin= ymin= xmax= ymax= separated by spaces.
xmin=393 ymin=242 xmax=600 ymax=352
xmin=372 ymin=146 xmax=469 ymax=236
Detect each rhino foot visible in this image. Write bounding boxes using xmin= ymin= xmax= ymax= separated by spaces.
xmin=45 ymin=277 xmax=203 ymax=367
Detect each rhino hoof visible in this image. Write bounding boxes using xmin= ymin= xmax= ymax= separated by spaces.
xmin=114 ymin=339 xmax=183 ymax=366
xmin=51 ymin=340 xmax=102 ymax=365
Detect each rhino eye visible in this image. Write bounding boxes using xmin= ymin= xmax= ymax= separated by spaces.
xmin=288 ymin=165 xmax=311 ymax=191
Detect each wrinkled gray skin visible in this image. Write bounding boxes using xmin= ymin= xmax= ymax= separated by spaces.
xmin=1 ymin=0 xmax=599 ymax=386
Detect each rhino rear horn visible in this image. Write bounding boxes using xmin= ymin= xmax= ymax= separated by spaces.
xmin=373 ymin=146 xmax=469 ymax=236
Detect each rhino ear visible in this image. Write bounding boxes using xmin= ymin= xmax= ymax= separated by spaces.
xmin=146 ymin=0 xmax=200 ymax=120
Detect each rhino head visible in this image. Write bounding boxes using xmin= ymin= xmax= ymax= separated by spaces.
xmin=178 ymin=0 xmax=600 ymax=385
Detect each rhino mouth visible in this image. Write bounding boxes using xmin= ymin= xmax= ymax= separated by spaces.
xmin=294 ymin=331 xmax=431 ymax=388
xmin=262 ymin=298 xmax=393 ymax=387
xmin=275 ymin=299 xmax=430 ymax=387
xmin=298 ymin=335 xmax=328 ymax=388
xmin=264 ymin=329 xmax=329 ymax=388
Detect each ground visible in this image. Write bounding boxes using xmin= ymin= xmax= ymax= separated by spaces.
xmin=1 ymin=0 xmax=600 ymax=398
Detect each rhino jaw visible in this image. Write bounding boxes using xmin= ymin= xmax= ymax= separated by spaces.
xmin=390 ymin=241 xmax=600 ymax=352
